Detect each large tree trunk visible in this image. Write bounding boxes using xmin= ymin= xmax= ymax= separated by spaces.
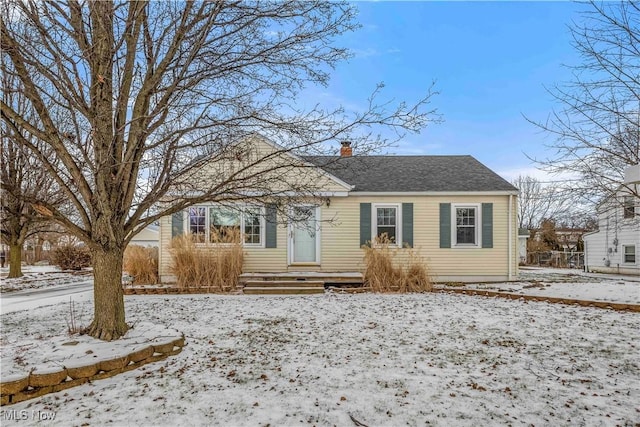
xmin=85 ymin=247 xmax=128 ymax=341
xmin=8 ymin=243 xmax=22 ymax=278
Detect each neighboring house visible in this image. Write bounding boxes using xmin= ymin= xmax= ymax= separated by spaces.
xmin=584 ymin=184 xmax=639 ymax=275
xmin=530 ymin=227 xmax=587 ymax=252
xmin=158 ymin=135 xmax=519 ymax=283
xmin=518 ymin=228 xmax=529 ymax=264
xmin=130 ymin=224 xmax=160 ymax=248
xmin=555 ymin=228 xmax=587 ymax=252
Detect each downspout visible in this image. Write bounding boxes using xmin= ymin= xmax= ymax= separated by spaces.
xmin=508 ymin=194 xmax=513 ymax=281
xmin=584 ymin=240 xmax=588 ymax=272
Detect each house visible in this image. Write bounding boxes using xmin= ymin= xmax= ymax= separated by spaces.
xmin=583 ymin=168 xmax=639 ymax=275
xmin=529 ymin=227 xmax=587 ymax=252
xmin=158 ymin=135 xmax=519 ymax=283
xmin=130 ymin=224 xmax=160 ymax=248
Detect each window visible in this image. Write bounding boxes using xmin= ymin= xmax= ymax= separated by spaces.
xmin=209 ymin=207 xmax=240 ymax=243
xmin=623 ymin=245 xmax=636 ymax=264
xmin=187 ymin=205 xmax=264 ymax=246
xmin=623 ymin=196 xmax=636 ymax=219
xmin=243 ymin=207 xmax=262 ymax=245
xmin=189 ymin=207 xmax=206 ymax=243
xmin=373 ymin=204 xmax=400 ymax=244
xmin=452 ymin=204 xmax=480 ymax=246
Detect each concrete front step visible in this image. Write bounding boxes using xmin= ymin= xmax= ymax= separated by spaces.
xmin=244 ymin=280 xmax=325 ymax=288
xmin=239 ymin=272 xmax=363 ymax=285
xmin=243 ymin=287 xmax=325 ymax=295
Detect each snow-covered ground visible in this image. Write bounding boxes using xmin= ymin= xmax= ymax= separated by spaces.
xmin=441 ymin=267 xmax=640 ymax=305
xmin=3 ymin=265 xmax=637 ymax=303
xmin=0 ymin=265 xmax=91 ymax=294
xmin=1 ymin=290 xmax=639 ymax=426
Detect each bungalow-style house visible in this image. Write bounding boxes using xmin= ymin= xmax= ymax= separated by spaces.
xmin=584 ymin=167 xmax=639 ymax=275
xmin=158 ymin=135 xmax=519 ymax=283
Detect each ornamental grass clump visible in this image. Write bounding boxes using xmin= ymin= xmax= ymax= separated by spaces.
xmin=363 ymin=235 xmax=433 ymax=293
xmin=169 ymin=231 xmax=243 ymax=292
xmin=123 ymin=245 xmax=158 ymax=285
xmin=402 ymin=247 xmax=433 ymax=292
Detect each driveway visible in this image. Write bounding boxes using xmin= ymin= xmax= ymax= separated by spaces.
xmin=1 ymin=279 xmax=93 ymax=314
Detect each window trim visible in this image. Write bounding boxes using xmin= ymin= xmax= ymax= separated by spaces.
xmin=622 ymin=244 xmax=636 ymax=264
xmin=185 ymin=204 xmax=265 ymax=248
xmin=451 ymin=203 xmax=482 ymax=248
xmin=187 ymin=206 xmax=207 ymax=243
xmin=371 ymin=203 xmax=402 ymax=247
xmin=241 ymin=206 xmax=266 ymax=247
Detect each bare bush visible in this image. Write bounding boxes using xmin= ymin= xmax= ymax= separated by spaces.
xmin=52 ymin=245 xmax=91 ymax=271
xmin=66 ymin=297 xmax=86 ymax=335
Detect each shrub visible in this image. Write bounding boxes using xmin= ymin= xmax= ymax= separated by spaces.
xmin=363 ymin=235 xmax=433 ymax=292
xmin=123 ymin=245 xmax=159 ymax=285
xmin=52 ymin=244 xmax=91 ymax=271
xmin=169 ymin=231 xmax=243 ymax=292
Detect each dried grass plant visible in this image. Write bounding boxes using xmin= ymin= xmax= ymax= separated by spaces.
xmin=169 ymin=230 xmax=243 ymax=292
xmin=363 ymin=235 xmax=433 ymax=293
xmin=123 ymin=245 xmax=159 ymax=285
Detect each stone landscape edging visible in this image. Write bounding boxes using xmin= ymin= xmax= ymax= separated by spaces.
xmin=0 ymin=336 xmax=185 ymax=406
xmin=124 ymin=286 xmax=233 ymax=295
xmin=437 ymin=288 xmax=640 ymax=312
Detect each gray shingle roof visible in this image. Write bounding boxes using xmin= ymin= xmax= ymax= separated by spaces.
xmin=303 ymin=155 xmax=517 ymax=192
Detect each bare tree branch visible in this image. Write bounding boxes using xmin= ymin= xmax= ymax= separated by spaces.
xmin=526 ymin=1 xmax=640 ymax=207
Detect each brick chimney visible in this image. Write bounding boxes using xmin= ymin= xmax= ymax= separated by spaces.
xmin=340 ymin=140 xmax=352 ymax=157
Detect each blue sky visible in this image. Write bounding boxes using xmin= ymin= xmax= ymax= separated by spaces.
xmin=307 ymin=1 xmax=585 ymax=182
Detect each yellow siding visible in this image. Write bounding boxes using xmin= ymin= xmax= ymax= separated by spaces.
xmin=159 ymin=194 xmax=519 ymax=282
xmin=242 ymin=221 xmax=289 ymax=272
xmin=318 ymin=195 xmax=517 ymax=281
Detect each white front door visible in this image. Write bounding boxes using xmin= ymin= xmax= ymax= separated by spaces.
xmin=290 ymin=206 xmax=320 ymax=264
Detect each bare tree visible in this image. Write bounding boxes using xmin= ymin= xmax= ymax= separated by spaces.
xmin=1 ymin=69 xmax=65 ymax=278
xmin=528 ymin=1 xmax=640 ymax=205
xmin=513 ymin=175 xmax=571 ymax=230
xmin=0 ymin=1 xmax=438 ymax=340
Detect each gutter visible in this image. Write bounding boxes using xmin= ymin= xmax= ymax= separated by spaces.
xmin=349 ymin=191 xmax=519 ymax=196
xmin=582 ymin=229 xmax=599 ymax=238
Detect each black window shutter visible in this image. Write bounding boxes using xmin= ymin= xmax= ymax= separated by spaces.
xmin=439 ymin=203 xmax=451 ymax=248
xmin=265 ymin=204 xmax=277 ymax=248
xmin=360 ymin=203 xmax=371 ymax=247
xmin=171 ymin=211 xmax=184 ymax=238
xmin=482 ymin=203 xmax=493 ymax=248
xmin=402 ymin=203 xmax=413 ymax=248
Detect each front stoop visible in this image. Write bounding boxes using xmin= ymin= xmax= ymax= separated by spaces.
xmin=242 ymin=280 xmax=325 ymax=295
xmin=239 ymin=272 xmax=364 ymax=295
